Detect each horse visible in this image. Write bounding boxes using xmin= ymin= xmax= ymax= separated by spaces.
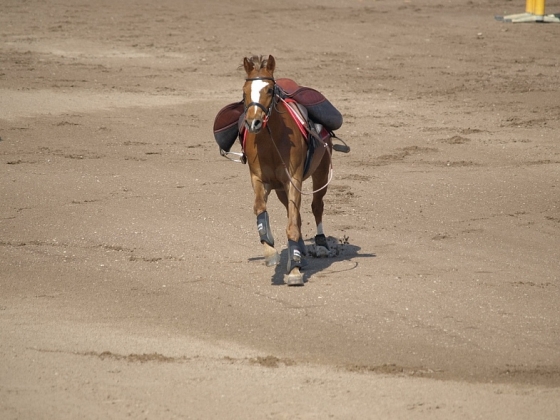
xmin=241 ymin=54 xmax=333 ymax=286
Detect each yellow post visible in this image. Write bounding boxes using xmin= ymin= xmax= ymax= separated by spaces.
xmin=534 ymin=0 xmax=546 ymax=16
xmin=497 ymin=0 xmax=559 ymax=22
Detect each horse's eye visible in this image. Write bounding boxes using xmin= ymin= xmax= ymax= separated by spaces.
xmin=267 ymin=88 xmax=274 ymax=94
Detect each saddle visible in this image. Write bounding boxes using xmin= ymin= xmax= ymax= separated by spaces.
xmin=276 ymin=79 xmax=343 ymax=131
xmin=213 ymin=78 xmax=342 ymax=155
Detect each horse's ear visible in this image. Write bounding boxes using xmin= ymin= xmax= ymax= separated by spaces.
xmin=266 ymin=55 xmax=275 ymax=73
xmin=243 ymin=57 xmax=254 ymax=75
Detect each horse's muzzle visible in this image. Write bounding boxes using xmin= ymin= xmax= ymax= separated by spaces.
xmin=245 ymin=117 xmax=264 ymax=134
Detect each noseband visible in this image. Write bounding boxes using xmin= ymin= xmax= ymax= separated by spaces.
xmin=244 ymin=76 xmax=277 ymax=121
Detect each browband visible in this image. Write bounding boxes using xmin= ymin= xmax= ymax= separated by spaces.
xmin=245 ymin=77 xmax=275 ymax=82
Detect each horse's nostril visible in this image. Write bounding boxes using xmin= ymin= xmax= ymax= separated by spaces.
xmin=245 ymin=119 xmax=262 ymax=133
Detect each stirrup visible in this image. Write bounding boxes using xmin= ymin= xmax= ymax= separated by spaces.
xmin=220 ymin=149 xmax=247 ymax=164
xmin=330 ymin=133 xmax=350 ymax=153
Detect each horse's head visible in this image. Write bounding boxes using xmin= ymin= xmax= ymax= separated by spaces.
xmin=242 ymin=55 xmax=276 ymax=134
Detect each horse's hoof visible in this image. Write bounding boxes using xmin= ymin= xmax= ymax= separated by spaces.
xmin=263 ymin=243 xmax=280 ymax=267
xmin=286 ymin=269 xmax=304 ymax=286
xmin=315 ymin=246 xmax=329 ymax=258
xmin=265 ymin=252 xmax=280 ymax=267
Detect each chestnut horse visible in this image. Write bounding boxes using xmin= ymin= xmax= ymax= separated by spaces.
xmin=242 ymin=55 xmax=332 ymax=286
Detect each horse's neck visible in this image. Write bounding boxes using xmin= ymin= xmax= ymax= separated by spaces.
xmin=269 ymin=99 xmax=290 ymax=128
xmin=245 ymin=99 xmax=296 ymax=146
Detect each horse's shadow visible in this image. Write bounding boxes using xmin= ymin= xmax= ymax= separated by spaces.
xmin=250 ymin=236 xmax=376 ymax=286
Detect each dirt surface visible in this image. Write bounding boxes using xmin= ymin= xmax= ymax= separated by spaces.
xmin=1 ymin=0 xmax=560 ymax=418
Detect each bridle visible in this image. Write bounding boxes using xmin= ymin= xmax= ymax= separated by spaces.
xmin=243 ymin=76 xmax=277 ymax=129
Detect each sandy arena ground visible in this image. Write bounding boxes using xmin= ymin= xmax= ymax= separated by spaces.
xmin=1 ymin=0 xmax=559 ymax=418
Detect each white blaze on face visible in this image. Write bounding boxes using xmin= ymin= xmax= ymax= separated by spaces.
xmin=250 ymin=79 xmax=269 ymax=105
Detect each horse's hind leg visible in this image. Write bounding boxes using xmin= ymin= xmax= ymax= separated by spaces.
xmin=311 ymin=153 xmax=331 ymax=257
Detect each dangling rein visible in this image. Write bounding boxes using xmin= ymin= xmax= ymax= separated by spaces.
xmin=258 ymin=95 xmax=334 ymax=196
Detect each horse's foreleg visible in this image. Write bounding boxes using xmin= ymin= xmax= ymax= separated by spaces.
xmin=276 ymin=189 xmax=306 ymax=257
xmin=284 ymin=180 xmax=305 ymax=285
xmin=311 ymin=154 xmax=331 ymax=257
xmin=257 ymin=210 xmax=280 ymax=266
xmin=252 ymin=178 xmax=279 ymax=267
